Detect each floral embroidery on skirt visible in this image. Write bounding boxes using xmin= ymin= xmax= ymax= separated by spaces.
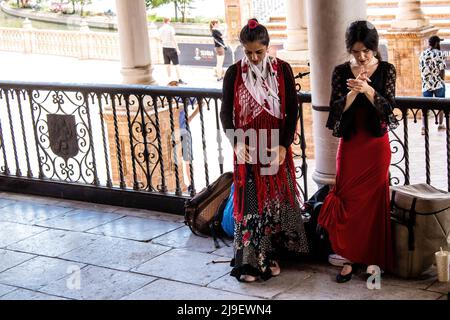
xmin=230 ymin=166 xmax=309 ymax=281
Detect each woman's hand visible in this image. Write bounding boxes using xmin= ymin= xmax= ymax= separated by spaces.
xmin=267 ymin=145 xmax=287 ymax=166
xmin=234 ymin=142 xmax=254 ymax=164
xmin=347 ymin=70 xmax=373 ymax=94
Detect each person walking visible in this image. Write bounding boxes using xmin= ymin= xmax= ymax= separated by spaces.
xmin=210 ymin=20 xmax=227 ymax=81
xmin=159 ymin=17 xmax=186 ymax=85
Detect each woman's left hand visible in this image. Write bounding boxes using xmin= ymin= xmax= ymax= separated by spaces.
xmin=346 ymin=78 xmax=372 ymax=93
xmin=267 ymin=145 xmax=287 ymax=166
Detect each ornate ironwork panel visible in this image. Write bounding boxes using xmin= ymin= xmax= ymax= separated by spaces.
xmin=30 ymin=90 xmax=96 ymax=184
xmin=47 ymin=114 xmax=79 ymax=161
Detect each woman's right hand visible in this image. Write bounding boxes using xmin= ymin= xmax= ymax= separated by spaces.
xmin=234 ymin=142 xmax=254 ymax=164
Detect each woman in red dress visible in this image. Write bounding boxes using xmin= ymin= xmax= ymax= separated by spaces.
xmin=318 ymin=20 xmax=399 ymax=283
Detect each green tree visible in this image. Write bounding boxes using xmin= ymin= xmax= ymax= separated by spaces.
xmin=79 ymin=0 xmax=92 ymax=16
xmin=145 ymin=0 xmax=171 ymax=9
xmin=19 ymin=0 xmax=30 ymax=8
xmin=69 ymin=0 xmax=92 ymax=16
xmin=174 ymin=0 xmax=194 ymax=23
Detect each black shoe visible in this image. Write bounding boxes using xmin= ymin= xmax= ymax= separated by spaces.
xmin=178 ymin=79 xmax=187 ymax=85
xmin=336 ymin=262 xmax=353 ymax=283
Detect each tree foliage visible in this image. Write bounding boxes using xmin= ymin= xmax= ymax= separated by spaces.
xmin=145 ymin=0 xmax=171 ymax=9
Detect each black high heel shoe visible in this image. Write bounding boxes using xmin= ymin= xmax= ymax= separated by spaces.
xmin=336 ymin=262 xmax=354 ymax=283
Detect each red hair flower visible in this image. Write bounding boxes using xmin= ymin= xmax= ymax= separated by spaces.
xmin=248 ymin=19 xmax=258 ymax=29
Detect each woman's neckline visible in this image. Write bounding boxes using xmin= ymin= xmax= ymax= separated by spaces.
xmin=346 ymin=60 xmax=382 ymax=80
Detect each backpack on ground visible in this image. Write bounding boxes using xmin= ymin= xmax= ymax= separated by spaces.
xmin=301 ymin=184 xmax=334 ymax=260
xmin=184 ymin=171 xmax=233 ymax=237
xmin=208 ymin=183 xmax=235 ymax=248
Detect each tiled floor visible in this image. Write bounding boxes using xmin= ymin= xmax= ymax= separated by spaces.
xmin=0 ymin=192 xmax=448 ymax=300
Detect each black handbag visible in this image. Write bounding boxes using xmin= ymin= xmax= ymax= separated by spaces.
xmin=301 ymin=185 xmax=333 ymax=260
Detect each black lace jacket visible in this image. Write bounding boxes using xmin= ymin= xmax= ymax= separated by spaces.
xmin=326 ymin=61 xmax=399 ymax=140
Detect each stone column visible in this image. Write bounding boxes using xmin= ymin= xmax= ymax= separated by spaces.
xmin=276 ymin=0 xmax=312 ymax=162
xmin=306 ymin=0 xmax=366 ymax=186
xmin=224 ymin=0 xmax=252 ymax=42
xmin=395 ymin=0 xmax=428 ymax=29
xmin=115 ymin=0 xmax=155 ymax=84
xmin=385 ymin=0 xmax=437 ymax=96
xmin=277 ymin=0 xmax=308 ymax=65
xmin=22 ymin=18 xmax=33 ymax=54
xmin=79 ymin=20 xmax=90 ymax=60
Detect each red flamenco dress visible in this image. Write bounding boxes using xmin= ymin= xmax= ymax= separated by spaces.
xmin=220 ymin=57 xmax=309 ymax=281
xmin=318 ymin=61 xmax=399 ymax=271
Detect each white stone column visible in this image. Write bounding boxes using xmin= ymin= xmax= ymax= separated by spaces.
xmin=393 ymin=0 xmax=428 ymax=29
xmin=240 ymin=0 xmax=253 ymax=26
xmin=277 ymin=0 xmax=308 ymax=64
xmin=22 ymin=18 xmax=33 ymax=54
xmin=115 ymin=0 xmax=155 ymax=84
xmin=306 ymin=0 xmax=366 ymax=186
xmin=148 ymin=22 xmax=163 ymax=65
xmin=79 ymin=20 xmax=90 ymax=60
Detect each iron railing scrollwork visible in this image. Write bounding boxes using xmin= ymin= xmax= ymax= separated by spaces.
xmin=0 ymin=80 xmax=448 ymax=215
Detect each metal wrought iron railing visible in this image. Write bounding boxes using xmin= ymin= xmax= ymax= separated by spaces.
xmin=0 ymin=81 xmax=308 ymax=214
xmin=392 ymin=96 xmax=450 ymax=191
xmin=0 ymin=81 xmax=448 ymax=214
xmin=299 ymin=93 xmax=450 ymax=193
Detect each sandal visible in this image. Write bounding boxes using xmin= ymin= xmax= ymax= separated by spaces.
xmin=269 ymin=261 xmax=281 ymax=276
xmin=241 ymin=275 xmax=258 ymax=282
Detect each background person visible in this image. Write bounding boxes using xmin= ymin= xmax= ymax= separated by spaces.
xmin=210 ymin=19 xmax=227 ymax=81
xmin=159 ymin=18 xmax=186 ymax=85
xmin=419 ymin=35 xmax=446 ymax=134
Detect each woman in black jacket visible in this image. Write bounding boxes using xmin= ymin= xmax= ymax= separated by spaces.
xmin=210 ymin=20 xmax=226 ymax=81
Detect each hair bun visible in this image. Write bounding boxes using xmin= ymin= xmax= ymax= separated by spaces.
xmin=248 ymin=19 xmax=259 ymax=29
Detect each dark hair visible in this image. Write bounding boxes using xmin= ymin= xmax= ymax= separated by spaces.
xmin=209 ymin=19 xmax=218 ymax=31
xmin=239 ymin=18 xmax=270 ymax=46
xmin=429 ymin=35 xmax=443 ymax=49
xmin=345 ymin=20 xmax=382 ymax=61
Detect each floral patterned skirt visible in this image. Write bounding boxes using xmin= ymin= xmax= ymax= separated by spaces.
xmin=230 ymin=166 xmax=309 ymax=281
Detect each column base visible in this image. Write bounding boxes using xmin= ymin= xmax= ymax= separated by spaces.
xmin=120 ymin=65 xmax=156 ymax=85
xmin=312 ymin=170 xmax=336 ymax=187
xmin=276 ymin=49 xmax=309 ymax=65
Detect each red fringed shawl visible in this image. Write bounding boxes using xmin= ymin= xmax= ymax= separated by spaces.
xmin=232 ymin=60 xmax=299 ymax=223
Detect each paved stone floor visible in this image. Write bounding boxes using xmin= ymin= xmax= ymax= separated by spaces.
xmin=0 ymin=191 xmax=448 ymax=300
xmin=0 ymin=51 xmax=449 ymax=300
